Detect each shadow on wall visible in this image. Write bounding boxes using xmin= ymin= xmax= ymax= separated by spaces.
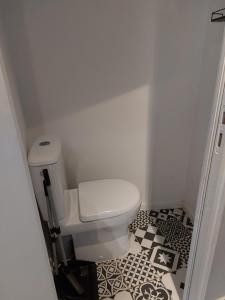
xmin=36 ymin=85 xmax=154 ymax=209
xmin=1 ymin=0 xmax=157 ymax=126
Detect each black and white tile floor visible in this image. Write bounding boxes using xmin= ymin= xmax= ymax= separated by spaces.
xmin=97 ymin=208 xmax=193 ymax=300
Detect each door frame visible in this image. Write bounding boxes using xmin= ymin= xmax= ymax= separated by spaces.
xmin=183 ymin=28 xmax=225 ymax=300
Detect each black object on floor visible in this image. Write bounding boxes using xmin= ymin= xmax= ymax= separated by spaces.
xmin=54 ymin=259 xmax=99 ymax=300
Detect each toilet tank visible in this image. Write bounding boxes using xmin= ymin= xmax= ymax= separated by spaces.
xmin=28 ymin=135 xmax=67 ymax=221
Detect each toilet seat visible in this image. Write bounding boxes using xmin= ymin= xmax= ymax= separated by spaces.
xmin=78 ymin=179 xmax=140 ymax=222
xmin=60 ymin=187 xmax=141 ymax=235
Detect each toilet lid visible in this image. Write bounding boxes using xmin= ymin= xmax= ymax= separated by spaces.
xmin=78 ymin=179 xmax=140 ymax=222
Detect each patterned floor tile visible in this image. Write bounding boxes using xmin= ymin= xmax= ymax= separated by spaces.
xmin=97 ymin=260 xmax=127 ymax=298
xmin=129 ymin=210 xmax=156 ymax=231
xmin=118 ymin=250 xmax=165 ymax=290
xmin=166 ymin=232 xmax=192 ymax=265
xmin=114 ymin=291 xmax=133 ymax=300
xmin=134 ymin=224 xmax=165 ymax=250
xmin=149 ymin=245 xmax=179 ymax=272
xmin=156 ymin=218 xmax=190 ymax=243
xmin=162 ymin=268 xmax=187 ymax=300
xmin=132 ymin=279 xmax=171 ymax=300
xmin=182 ymin=215 xmax=194 ymax=229
xmin=129 ymin=233 xmax=142 ymax=255
xmin=97 ymin=208 xmax=193 ymax=299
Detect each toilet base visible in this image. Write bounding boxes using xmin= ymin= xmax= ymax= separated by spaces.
xmin=72 ymin=226 xmax=130 ymax=262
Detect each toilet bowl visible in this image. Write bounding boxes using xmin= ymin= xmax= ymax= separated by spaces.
xmin=61 ymin=180 xmax=140 ymax=261
xmin=28 ymin=135 xmax=141 ymax=262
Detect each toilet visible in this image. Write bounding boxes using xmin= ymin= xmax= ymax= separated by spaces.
xmin=28 ymin=135 xmax=141 ymax=262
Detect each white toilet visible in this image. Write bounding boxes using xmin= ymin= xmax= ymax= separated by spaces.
xmin=28 ymin=135 xmax=141 ymax=262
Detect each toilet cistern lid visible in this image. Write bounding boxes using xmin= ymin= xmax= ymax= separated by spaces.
xmin=78 ymin=179 xmax=140 ymax=222
xmin=28 ymin=135 xmax=61 ymax=166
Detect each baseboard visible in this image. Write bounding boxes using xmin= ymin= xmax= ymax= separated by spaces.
xmin=141 ymin=200 xmax=182 ymax=211
xmin=140 ymin=201 xmax=151 ymax=210
xmin=182 ymin=202 xmax=195 ymax=222
xmin=151 ymin=201 xmax=182 ymax=210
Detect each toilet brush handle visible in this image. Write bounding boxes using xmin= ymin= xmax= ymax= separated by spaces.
xmin=43 ymin=169 xmax=68 ymax=267
xmin=43 ymin=179 xmax=59 ymax=275
xmin=43 ymin=169 xmax=51 ymax=186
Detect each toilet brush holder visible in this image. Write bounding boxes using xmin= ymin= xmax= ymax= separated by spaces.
xmin=54 ymin=259 xmax=99 ymax=300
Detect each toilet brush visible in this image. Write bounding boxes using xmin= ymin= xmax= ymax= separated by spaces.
xmin=42 ymin=169 xmax=84 ymax=296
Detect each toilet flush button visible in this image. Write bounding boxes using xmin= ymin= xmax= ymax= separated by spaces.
xmin=39 ymin=141 xmax=51 ymax=146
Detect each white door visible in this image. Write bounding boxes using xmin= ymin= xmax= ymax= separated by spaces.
xmin=184 ymin=31 xmax=225 ymax=300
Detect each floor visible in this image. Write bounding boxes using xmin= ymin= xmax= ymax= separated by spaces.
xmin=96 ymin=208 xmax=193 ymax=300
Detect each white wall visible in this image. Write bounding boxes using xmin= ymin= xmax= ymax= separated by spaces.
xmin=0 ymin=0 xmax=221 ymax=211
xmin=151 ymin=0 xmax=212 ymax=210
xmin=29 ymin=86 xmax=153 ymax=206
xmin=184 ymin=0 xmax=225 ymax=217
xmin=0 ymin=35 xmax=57 ymax=300
xmin=205 ymin=205 xmax=225 ymax=300
xmin=0 ymin=13 xmax=27 ymax=149
xmin=1 ymin=0 xmax=158 ymax=208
